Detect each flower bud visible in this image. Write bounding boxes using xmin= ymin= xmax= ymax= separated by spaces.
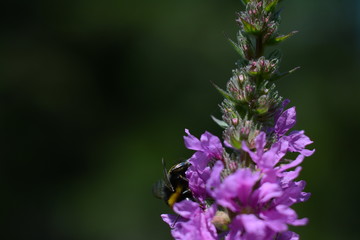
xmin=212 ymin=211 xmax=231 ymax=231
xmin=232 ymin=118 xmax=239 ymax=126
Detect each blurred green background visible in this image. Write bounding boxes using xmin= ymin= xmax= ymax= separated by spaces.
xmin=1 ymin=0 xmax=359 ymax=239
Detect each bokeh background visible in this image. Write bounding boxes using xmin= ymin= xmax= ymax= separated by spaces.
xmin=1 ymin=0 xmax=359 ymax=239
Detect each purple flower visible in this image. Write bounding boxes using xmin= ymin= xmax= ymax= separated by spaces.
xmin=226 ymin=214 xmax=275 ymax=240
xmin=184 ymin=129 xmax=223 ymax=161
xmin=274 ymin=99 xmax=291 ymax=125
xmin=275 ymin=107 xmax=315 ymax=157
xmin=161 ymin=200 xmax=218 ymax=240
xmin=242 ymin=132 xmax=288 ymax=171
xmin=275 ymin=180 xmax=311 ymax=207
xmin=242 ymin=131 xmax=310 ymax=182
xmin=275 ymin=107 xmax=296 ymax=137
xmin=207 ymin=161 xmax=307 ymax=239
xmin=184 ymin=129 xmax=223 ymax=201
xmin=186 ymin=165 xmax=212 ymax=202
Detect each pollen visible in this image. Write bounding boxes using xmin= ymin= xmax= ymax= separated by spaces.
xmin=167 ymin=185 xmax=183 ymax=208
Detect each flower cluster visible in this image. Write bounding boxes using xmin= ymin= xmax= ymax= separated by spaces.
xmin=159 ymin=1 xmax=314 ymax=239
xmin=162 ymin=107 xmax=313 ymax=240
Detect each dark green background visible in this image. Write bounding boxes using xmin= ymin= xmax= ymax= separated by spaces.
xmin=1 ymin=0 xmax=359 ymax=239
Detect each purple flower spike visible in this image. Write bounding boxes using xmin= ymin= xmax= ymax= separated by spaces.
xmin=158 ymin=2 xmax=314 ymax=239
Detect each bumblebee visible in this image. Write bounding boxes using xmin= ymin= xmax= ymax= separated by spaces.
xmin=153 ymin=159 xmax=193 ymax=208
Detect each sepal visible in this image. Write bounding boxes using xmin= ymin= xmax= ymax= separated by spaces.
xmin=271 ymin=67 xmax=300 ymax=81
xmin=265 ymin=0 xmax=279 ymax=12
xmin=211 ymin=115 xmax=229 ymax=129
xmin=238 ymin=17 xmax=262 ymax=35
xmin=267 ymin=31 xmax=298 ymax=45
xmin=228 ymin=38 xmax=246 ymax=59
xmin=212 ymin=82 xmax=237 ymax=102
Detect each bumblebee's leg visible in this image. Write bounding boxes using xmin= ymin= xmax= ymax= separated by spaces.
xmin=171 ymin=215 xmax=180 ymax=228
xmin=182 ymin=189 xmax=191 ymax=195
xmin=178 ymin=175 xmax=188 ymax=182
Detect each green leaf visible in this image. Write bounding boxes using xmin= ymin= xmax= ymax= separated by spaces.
xmin=265 ymin=0 xmax=279 ymax=12
xmin=275 ymin=31 xmax=297 ymax=42
xmin=228 ymin=38 xmax=245 ymax=59
xmin=271 ymin=66 xmax=300 ymax=81
xmin=230 ymin=135 xmax=242 ymax=149
xmin=239 ymin=17 xmax=260 ymax=35
xmin=268 ymin=49 xmax=282 ymax=60
xmin=268 ymin=31 xmax=298 ymax=45
xmin=211 ymin=116 xmax=229 ymax=129
xmin=211 ymin=82 xmax=237 ymax=102
xmin=271 ymin=9 xmax=282 ymax=24
xmin=256 ymin=106 xmax=269 ymax=115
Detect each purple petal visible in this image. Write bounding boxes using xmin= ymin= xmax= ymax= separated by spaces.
xmin=275 ymin=180 xmax=310 ymax=206
xmin=261 ymin=168 xmax=278 ymax=184
xmin=255 ymin=132 xmax=267 ymax=157
xmin=280 ymin=166 xmax=302 ymax=184
xmin=274 ymin=99 xmax=291 ymax=123
xmin=239 ymin=214 xmax=266 ymax=237
xmin=206 ymin=161 xmax=224 ymax=195
xmin=275 ymin=107 xmax=296 ymax=137
xmin=256 ymin=182 xmax=283 ymax=203
xmin=188 ymin=151 xmax=210 ymax=169
xmin=286 ymin=130 xmax=314 ymax=156
xmin=161 ymin=214 xmax=179 ymax=227
xmin=233 ymin=169 xmax=260 ymax=206
xmin=226 ymin=216 xmax=243 ymax=240
xmin=200 ymin=131 xmax=223 ymax=159
xmin=291 ymin=218 xmax=308 ymax=226
xmin=201 ymin=204 xmax=219 ymax=239
xmin=260 ymin=140 xmax=288 ymax=168
xmin=278 ymin=154 xmax=304 ymax=173
xmin=212 ymin=168 xmax=260 ymax=212
xmin=242 ymin=141 xmax=259 ymax=164
xmin=173 ymin=200 xmax=199 ymax=218
xmin=179 ymin=204 xmax=218 ymax=240
xmin=224 ymin=140 xmax=233 ymax=149
xmin=184 ymin=129 xmax=223 ymax=161
xmin=261 ymin=205 xmax=303 ymax=232
xmin=260 ymin=211 xmax=288 ymax=232
xmin=166 ymin=203 xmax=219 ymax=240
xmin=277 ymin=231 xmax=299 ymax=240
xmin=184 ymin=129 xmax=203 ymax=151
xmin=186 ymin=165 xmax=211 ymax=202
xmin=276 ymin=205 xmax=307 ymax=226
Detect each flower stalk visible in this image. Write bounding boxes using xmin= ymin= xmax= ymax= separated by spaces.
xmin=157 ymin=1 xmax=314 ymax=239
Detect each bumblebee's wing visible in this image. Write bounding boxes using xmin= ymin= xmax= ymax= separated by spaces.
xmin=162 ymin=158 xmax=174 ymax=191
xmin=152 ymin=180 xmax=165 ymax=199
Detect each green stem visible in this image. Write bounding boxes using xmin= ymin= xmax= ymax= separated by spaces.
xmin=255 ymin=34 xmax=264 ymax=59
